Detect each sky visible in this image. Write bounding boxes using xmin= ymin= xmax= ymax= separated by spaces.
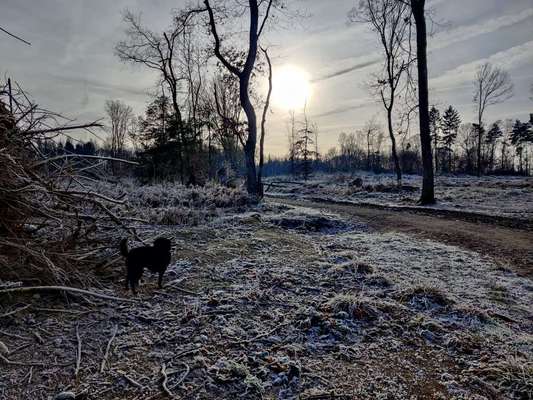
xmin=1 ymin=0 xmax=532 ymax=156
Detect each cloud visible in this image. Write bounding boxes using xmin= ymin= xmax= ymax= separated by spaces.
xmin=47 ymin=73 xmax=152 ymax=97
xmin=431 ymin=40 xmax=533 ymax=91
xmin=311 ymin=58 xmax=380 ymax=83
xmin=431 ymin=8 xmax=533 ymax=51
xmin=312 ymin=103 xmax=367 ymax=118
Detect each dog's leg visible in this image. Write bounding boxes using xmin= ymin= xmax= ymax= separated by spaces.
xmin=158 ymin=272 xmax=164 ymax=289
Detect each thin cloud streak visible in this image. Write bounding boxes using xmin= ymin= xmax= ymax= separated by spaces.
xmin=311 ymin=58 xmax=380 ymax=83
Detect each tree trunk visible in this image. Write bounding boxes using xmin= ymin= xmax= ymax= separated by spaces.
xmin=367 ymin=134 xmax=371 ymax=171
xmin=387 ymin=108 xmax=402 ymax=185
xmin=433 ymin=133 xmax=438 ymax=174
xmin=257 ymin=47 xmax=273 ymax=199
xmin=477 ymin=121 xmax=482 ymax=177
xmin=412 ymin=0 xmax=435 ymax=204
xmin=240 ymin=74 xmax=259 ymax=196
xmin=204 ymin=0 xmax=262 ymax=198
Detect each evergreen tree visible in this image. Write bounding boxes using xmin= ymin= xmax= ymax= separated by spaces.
xmin=294 ymin=108 xmax=317 ymax=181
xmin=472 ymin=123 xmax=486 ymax=173
xmin=485 ymin=121 xmax=503 ymax=171
xmin=441 ymin=106 xmax=461 ymax=172
xmin=511 ymin=120 xmax=533 ymax=174
xmin=64 ymin=139 xmax=75 ymax=153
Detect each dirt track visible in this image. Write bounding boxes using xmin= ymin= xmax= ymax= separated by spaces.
xmin=270 ymin=197 xmax=533 ymax=278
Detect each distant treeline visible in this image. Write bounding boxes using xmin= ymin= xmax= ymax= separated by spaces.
xmin=264 ymin=112 xmax=533 ymax=178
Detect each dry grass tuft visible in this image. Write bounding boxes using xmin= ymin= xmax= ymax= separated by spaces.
xmin=479 ymin=356 xmax=533 ymax=399
xmin=400 ymin=285 xmax=453 ymax=310
xmin=323 ymin=294 xmax=381 ymax=321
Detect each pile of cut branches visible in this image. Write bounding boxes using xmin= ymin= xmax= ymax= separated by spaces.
xmin=0 ymin=79 xmax=136 ymax=286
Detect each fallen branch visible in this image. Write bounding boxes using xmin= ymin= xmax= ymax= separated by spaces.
xmin=0 ymin=304 xmax=30 ymax=318
xmin=160 ymin=363 xmax=174 ymax=398
xmin=170 ymin=363 xmax=190 ymax=390
xmin=0 ymin=354 xmax=45 ymax=367
xmin=26 ymin=122 xmax=103 ymax=136
xmin=117 ymin=370 xmax=145 ymax=389
xmin=0 ymin=286 xmax=137 ymax=303
xmin=100 ymin=324 xmax=118 ymax=373
xmin=230 ymin=321 xmax=292 ymax=345
xmin=33 ymin=154 xmax=139 ymax=167
xmin=75 ymin=323 xmax=82 ymax=378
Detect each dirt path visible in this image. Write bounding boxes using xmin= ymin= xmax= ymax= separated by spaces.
xmin=271 ymin=197 xmax=533 ymax=278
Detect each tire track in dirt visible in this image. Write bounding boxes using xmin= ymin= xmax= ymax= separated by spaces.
xmin=270 ymin=197 xmax=533 ymax=278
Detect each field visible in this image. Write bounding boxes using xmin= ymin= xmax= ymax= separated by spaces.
xmin=0 ymin=175 xmax=532 ymax=399
xmin=266 ymin=173 xmax=533 ymax=221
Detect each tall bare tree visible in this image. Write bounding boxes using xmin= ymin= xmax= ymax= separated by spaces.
xmin=363 ymin=117 xmax=381 ymax=171
xmin=473 ymin=62 xmax=514 ymax=176
xmin=105 ymin=99 xmax=134 ymax=173
xmin=349 ymin=0 xmax=413 ymax=185
xmin=257 ymin=47 xmax=273 ymax=198
xmin=116 ymin=10 xmax=204 ymax=182
xmin=105 ymin=100 xmax=134 ymax=158
xmin=202 ymin=0 xmax=274 ymax=197
xmin=410 ymin=0 xmax=435 ymax=204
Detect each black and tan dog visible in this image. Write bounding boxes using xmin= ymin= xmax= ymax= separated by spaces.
xmin=120 ymin=238 xmax=172 ymax=295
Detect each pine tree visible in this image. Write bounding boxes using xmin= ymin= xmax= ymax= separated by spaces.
xmin=511 ymin=120 xmax=533 ymax=174
xmin=64 ymin=139 xmax=75 ymax=153
xmin=485 ymin=122 xmax=503 ymax=171
xmin=441 ymin=106 xmax=461 ymax=172
xmin=294 ymin=106 xmax=317 ymax=181
xmin=429 ymin=106 xmax=442 ymax=173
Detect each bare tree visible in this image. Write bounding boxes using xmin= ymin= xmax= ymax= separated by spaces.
xmin=473 ymin=62 xmax=514 ymax=176
xmin=209 ymin=72 xmax=245 ymax=172
xmin=116 ymin=10 xmax=204 ymax=182
xmin=410 ymin=0 xmax=435 ymax=204
xmin=363 ymin=117 xmax=381 ymax=171
xmin=105 ymin=99 xmax=134 ymax=162
xmin=257 ymin=47 xmax=273 ymax=198
xmin=287 ymin=110 xmax=297 ymax=176
xmin=202 ymin=0 xmax=275 ymax=197
xmin=116 ymin=11 xmax=186 ymax=124
xmin=349 ymin=0 xmax=413 ymax=185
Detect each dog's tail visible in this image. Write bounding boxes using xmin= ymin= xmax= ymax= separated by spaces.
xmin=119 ymin=238 xmax=129 ymax=257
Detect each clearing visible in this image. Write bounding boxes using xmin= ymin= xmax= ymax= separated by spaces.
xmin=1 ymin=178 xmax=532 ymax=400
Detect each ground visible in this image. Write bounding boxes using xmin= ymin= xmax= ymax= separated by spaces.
xmin=0 ymin=175 xmax=532 ymax=400
xmin=265 ymin=172 xmax=533 ymax=221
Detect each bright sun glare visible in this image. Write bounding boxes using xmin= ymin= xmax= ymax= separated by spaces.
xmin=272 ymin=65 xmax=312 ymax=110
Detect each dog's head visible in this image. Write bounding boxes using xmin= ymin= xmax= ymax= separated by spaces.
xmin=153 ymin=237 xmax=172 ymax=252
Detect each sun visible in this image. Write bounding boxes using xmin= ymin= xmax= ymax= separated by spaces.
xmin=272 ymin=65 xmax=312 ymax=110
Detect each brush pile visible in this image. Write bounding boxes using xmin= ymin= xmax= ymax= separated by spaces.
xmin=0 ymin=80 xmax=131 ymax=286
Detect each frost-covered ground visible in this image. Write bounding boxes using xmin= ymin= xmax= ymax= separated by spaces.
xmin=266 ymin=173 xmax=533 ymax=220
xmin=1 ymin=195 xmax=531 ymax=399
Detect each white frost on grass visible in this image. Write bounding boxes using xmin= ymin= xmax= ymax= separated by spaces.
xmin=267 ymin=173 xmax=533 ymax=220
xmin=335 ymin=231 xmax=532 ymax=330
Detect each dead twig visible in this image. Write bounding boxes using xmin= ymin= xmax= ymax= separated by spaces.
xmin=0 ymin=330 xmax=30 ymax=341
xmin=0 ymin=354 xmax=45 ymax=367
xmin=0 ymin=303 xmax=30 ymax=318
xmin=0 ymin=286 xmax=137 ymax=303
xmin=117 ymin=370 xmax=145 ymax=389
xmin=100 ymin=324 xmax=118 ymax=373
xmin=75 ymin=323 xmax=82 ymax=378
xmin=160 ymin=363 xmax=174 ymax=398
xmin=230 ymin=321 xmax=292 ymax=345
xmin=33 ymin=154 xmax=139 ymax=167
xmin=170 ymin=362 xmax=190 ymax=390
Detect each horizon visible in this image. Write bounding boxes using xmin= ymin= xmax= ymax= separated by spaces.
xmin=1 ymin=0 xmax=532 ymax=156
